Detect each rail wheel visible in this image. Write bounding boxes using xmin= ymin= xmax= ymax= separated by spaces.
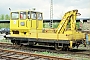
xmin=15 ymin=40 xmax=20 ymax=45
xmin=11 ymin=39 xmax=20 ymax=45
xmin=11 ymin=40 xmax=15 ymax=45
xmin=54 ymin=43 xmax=62 ymax=50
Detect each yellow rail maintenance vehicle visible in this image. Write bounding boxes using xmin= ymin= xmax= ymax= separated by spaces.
xmin=5 ymin=9 xmax=86 ymax=50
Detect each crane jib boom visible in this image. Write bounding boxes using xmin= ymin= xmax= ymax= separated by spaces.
xmin=56 ymin=9 xmax=81 ymax=34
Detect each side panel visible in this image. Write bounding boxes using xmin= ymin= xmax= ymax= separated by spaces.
xmin=37 ymin=20 xmax=43 ymax=29
xmin=31 ymin=20 xmax=36 ymax=29
xmin=19 ymin=20 xmax=28 ymax=28
xmin=10 ymin=20 xmax=19 ymax=29
xmin=27 ymin=19 xmax=31 ymax=29
xmin=9 ymin=32 xmax=85 ymax=41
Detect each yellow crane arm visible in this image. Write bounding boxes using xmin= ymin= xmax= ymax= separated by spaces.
xmin=56 ymin=9 xmax=80 ymax=34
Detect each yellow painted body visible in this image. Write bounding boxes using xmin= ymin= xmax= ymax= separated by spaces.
xmin=9 ymin=10 xmax=85 ymax=49
xmin=10 ymin=32 xmax=85 ymax=40
xmin=10 ymin=11 xmax=43 ymax=34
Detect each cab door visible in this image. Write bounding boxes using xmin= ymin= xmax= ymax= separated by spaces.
xmin=31 ymin=12 xmax=37 ymax=29
xmin=19 ymin=11 xmax=27 ymax=29
xmin=10 ymin=12 xmax=19 ymax=30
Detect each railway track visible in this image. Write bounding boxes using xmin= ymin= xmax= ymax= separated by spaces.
xmin=0 ymin=42 xmax=89 ymax=60
xmin=1 ymin=43 xmax=90 ymax=55
xmin=0 ymin=43 xmax=71 ymax=60
xmin=0 ymin=48 xmax=71 ymax=60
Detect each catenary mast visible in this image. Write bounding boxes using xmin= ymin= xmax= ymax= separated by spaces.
xmin=50 ymin=0 xmax=53 ymax=28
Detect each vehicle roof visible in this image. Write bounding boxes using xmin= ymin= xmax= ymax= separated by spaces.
xmin=11 ymin=10 xmax=42 ymax=13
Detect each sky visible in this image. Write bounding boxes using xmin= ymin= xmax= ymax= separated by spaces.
xmin=0 ymin=0 xmax=90 ymax=19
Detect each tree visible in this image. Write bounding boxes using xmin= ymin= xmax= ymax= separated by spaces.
xmin=5 ymin=14 xmax=10 ymax=20
xmin=0 ymin=14 xmax=4 ymax=20
xmin=53 ymin=22 xmax=59 ymax=28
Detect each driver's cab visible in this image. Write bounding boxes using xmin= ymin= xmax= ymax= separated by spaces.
xmin=10 ymin=10 xmax=43 ymax=35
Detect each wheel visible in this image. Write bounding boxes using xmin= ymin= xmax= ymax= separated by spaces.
xmin=11 ymin=40 xmax=20 ymax=45
xmin=6 ymin=32 xmax=8 ymax=35
xmin=15 ymin=40 xmax=20 ymax=45
xmin=54 ymin=43 xmax=62 ymax=50
xmin=11 ymin=40 xmax=15 ymax=44
xmin=1 ymin=32 xmax=2 ymax=34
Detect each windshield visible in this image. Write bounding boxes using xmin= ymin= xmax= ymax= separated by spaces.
xmin=11 ymin=12 xmax=19 ymax=20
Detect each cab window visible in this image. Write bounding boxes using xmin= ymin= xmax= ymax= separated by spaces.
xmin=20 ymin=11 xmax=26 ymax=20
xmin=31 ymin=12 xmax=36 ymax=19
xmin=11 ymin=12 xmax=19 ymax=20
xmin=37 ymin=13 xmax=43 ymax=20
